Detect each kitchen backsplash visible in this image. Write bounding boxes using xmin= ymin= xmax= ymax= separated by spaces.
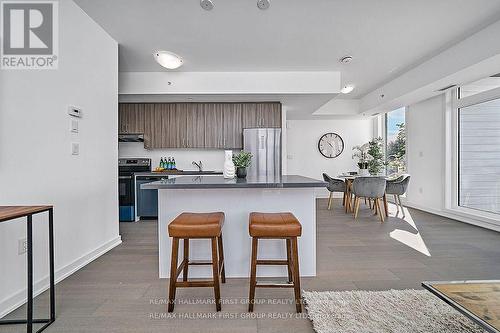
xmin=119 ymin=142 xmax=241 ymax=171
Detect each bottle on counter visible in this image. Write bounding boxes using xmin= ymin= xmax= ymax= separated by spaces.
xmin=159 ymin=157 xmax=164 ymax=169
xmin=172 ymin=158 xmax=176 ymax=170
xmin=167 ymin=157 xmax=172 ymax=170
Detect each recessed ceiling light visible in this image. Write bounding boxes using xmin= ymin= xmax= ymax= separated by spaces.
xmin=341 ymin=85 xmax=354 ymax=94
xmin=200 ymin=0 xmax=214 ymax=10
xmin=340 ymin=56 xmax=353 ymax=64
xmin=257 ymin=0 xmax=270 ymax=10
xmin=153 ymin=51 xmax=183 ymax=69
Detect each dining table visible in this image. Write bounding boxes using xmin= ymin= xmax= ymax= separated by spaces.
xmin=337 ymin=174 xmax=389 ymax=217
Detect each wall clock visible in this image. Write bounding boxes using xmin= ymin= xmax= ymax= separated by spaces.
xmin=318 ymin=133 xmax=344 ymax=158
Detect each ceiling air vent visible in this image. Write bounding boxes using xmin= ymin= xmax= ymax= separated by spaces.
xmin=437 ymin=84 xmax=456 ymax=92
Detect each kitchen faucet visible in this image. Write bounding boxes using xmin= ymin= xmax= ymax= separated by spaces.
xmin=192 ymin=160 xmax=203 ymax=172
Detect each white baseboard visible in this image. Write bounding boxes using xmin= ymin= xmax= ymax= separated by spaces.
xmin=0 ymin=235 xmax=122 ymax=318
xmin=402 ymin=201 xmax=500 ymax=233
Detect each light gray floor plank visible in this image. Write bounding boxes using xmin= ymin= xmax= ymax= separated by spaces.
xmin=1 ymin=200 xmax=499 ymax=332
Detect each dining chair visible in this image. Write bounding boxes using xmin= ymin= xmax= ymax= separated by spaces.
xmin=322 ymin=173 xmax=347 ymax=210
xmin=351 ymin=177 xmax=387 ymax=222
xmin=385 ymin=174 xmax=411 ymax=217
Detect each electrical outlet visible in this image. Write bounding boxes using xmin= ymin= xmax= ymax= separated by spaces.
xmin=18 ymin=238 xmax=27 ymax=255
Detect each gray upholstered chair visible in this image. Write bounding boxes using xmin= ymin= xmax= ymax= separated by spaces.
xmin=351 ymin=177 xmax=387 ymax=222
xmin=322 ymin=173 xmax=347 ymax=210
xmin=386 ymin=174 xmax=411 ymax=217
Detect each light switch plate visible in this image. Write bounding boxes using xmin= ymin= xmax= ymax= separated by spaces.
xmin=70 ymin=119 xmax=79 ymax=133
xmin=68 ymin=106 xmax=82 ymax=118
xmin=71 ymin=142 xmax=79 ymax=155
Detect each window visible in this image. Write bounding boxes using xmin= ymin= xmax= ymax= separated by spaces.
xmin=385 ymin=107 xmax=406 ymax=176
xmin=458 ymin=97 xmax=500 ymax=215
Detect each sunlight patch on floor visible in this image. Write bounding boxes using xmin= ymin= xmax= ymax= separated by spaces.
xmin=389 ymin=206 xmax=431 ymax=257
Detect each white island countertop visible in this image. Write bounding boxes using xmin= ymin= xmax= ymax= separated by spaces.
xmin=147 ymin=175 xmax=326 ymax=279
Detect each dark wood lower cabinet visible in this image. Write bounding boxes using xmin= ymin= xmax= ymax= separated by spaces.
xmin=121 ymin=102 xmax=281 ymax=149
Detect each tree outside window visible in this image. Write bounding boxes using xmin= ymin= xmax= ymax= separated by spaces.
xmin=385 ymin=108 xmax=406 ymax=176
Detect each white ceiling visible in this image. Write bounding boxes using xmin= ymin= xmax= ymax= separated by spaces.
xmin=75 ymin=0 xmax=500 ymax=99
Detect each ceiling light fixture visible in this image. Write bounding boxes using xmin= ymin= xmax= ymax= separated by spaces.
xmin=153 ymin=51 xmax=183 ymax=69
xmin=340 ymin=56 xmax=353 ymax=64
xmin=200 ymin=0 xmax=214 ymax=10
xmin=257 ymin=0 xmax=270 ymax=10
xmin=340 ymin=85 xmax=354 ymax=94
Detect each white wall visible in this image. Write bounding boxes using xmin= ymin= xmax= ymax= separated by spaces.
xmin=405 ymin=95 xmax=445 ymax=211
xmin=286 ymin=118 xmax=374 ymax=197
xmin=0 ymin=0 xmax=119 ymax=317
xmin=119 ymin=143 xmax=227 ymax=171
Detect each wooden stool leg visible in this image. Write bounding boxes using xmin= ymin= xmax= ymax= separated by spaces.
xmin=248 ymin=237 xmax=258 ymax=312
xmin=168 ymin=238 xmax=179 ymax=312
xmin=290 ymin=237 xmax=302 ymax=313
xmin=218 ymin=234 xmax=226 ymax=283
xmin=183 ymin=238 xmax=189 ymax=282
xmin=327 ymin=192 xmax=333 ymax=210
xmin=210 ymin=237 xmax=221 ymax=312
xmin=286 ymin=239 xmax=293 ymax=283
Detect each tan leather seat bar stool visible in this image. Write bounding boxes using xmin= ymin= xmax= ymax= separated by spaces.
xmin=167 ymin=212 xmax=226 ymax=312
xmin=248 ymin=212 xmax=302 ymax=313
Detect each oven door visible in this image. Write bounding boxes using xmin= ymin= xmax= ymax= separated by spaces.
xmin=119 ymin=175 xmax=135 ymax=221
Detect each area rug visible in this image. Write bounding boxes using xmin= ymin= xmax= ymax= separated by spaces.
xmin=303 ymin=289 xmax=484 ymax=333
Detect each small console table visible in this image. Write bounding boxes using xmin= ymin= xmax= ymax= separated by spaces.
xmin=0 ymin=206 xmax=55 ymax=333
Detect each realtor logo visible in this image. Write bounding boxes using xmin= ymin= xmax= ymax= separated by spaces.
xmin=1 ymin=1 xmax=58 ymax=69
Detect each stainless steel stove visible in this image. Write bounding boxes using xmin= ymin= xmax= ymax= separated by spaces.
xmin=118 ymin=158 xmax=151 ymax=221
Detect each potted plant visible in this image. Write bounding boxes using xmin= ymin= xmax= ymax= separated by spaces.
xmin=232 ymin=151 xmax=253 ymax=178
xmin=352 ymin=143 xmax=370 ymax=176
xmin=367 ymin=137 xmax=386 ymax=175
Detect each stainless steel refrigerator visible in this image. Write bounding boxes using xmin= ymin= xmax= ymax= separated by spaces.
xmin=243 ymin=128 xmax=282 ymax=178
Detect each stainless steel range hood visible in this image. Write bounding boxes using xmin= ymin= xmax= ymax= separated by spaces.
xmin=118 ymin=134 xmax=144 ymax=142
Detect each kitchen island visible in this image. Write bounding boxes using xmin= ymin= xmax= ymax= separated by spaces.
xmin=142 ymin=175 xmax=326 ymax=278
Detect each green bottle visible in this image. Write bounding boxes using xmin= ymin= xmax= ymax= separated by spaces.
xmin=159 ymin=157 xmax=164 ymax=169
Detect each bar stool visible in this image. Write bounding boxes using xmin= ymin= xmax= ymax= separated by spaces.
xmin=167 ymin=212 xmax=226 ymax=312
xmin=248 ymin=212 xmax=302 ymax=313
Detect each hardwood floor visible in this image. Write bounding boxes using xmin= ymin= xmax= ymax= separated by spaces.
xmin=1 ymin=200 xmax=499 ymax=332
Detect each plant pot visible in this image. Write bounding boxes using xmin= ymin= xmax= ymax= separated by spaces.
xmin=359 ymin=168 xmax=369 ymax=176
xmin=236 ymin=167 xmax=247 ymax=178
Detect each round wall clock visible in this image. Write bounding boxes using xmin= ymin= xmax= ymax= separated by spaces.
xmin=318 ymin=133 xmax=344 ymax=158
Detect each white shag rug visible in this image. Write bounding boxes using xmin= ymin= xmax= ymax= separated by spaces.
xmin=303 ymin=289 xmax=485 ymax=333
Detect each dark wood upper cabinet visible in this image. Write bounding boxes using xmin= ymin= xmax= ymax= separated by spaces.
xmin=204 ymin=104 xmax=224 ymax=149
xmin=242 ymin=102 xmax=281 ymax=128
xmin=131 ymin=102 xmax=281 ymax=149
xmin=241 ymin=103 xmax=259 ymax=128
xmin=119 ymin=103 xmax=145 ymax=134
xmin=258 ymin=102 xmax=281 ymax=128
xmin=185 ymin=103 xmax=205 ymax=148
xmin=223 ymin=103 xmax=243 ymax=148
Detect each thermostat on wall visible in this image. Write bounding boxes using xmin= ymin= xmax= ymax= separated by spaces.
xmin=68 ymin=106 xmax=82 ymax=118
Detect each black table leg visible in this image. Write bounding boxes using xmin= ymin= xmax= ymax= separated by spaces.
xmin=0 ymin=209 xmax=55 ymax=333
xmin=48 ymin=208 xmax=55 ymax=322
xmin=27 ymin=214 xmax=33 ymax=333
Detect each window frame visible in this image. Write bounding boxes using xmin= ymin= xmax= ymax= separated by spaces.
xmin=445 ymin=86 xmax=500 ymax=224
